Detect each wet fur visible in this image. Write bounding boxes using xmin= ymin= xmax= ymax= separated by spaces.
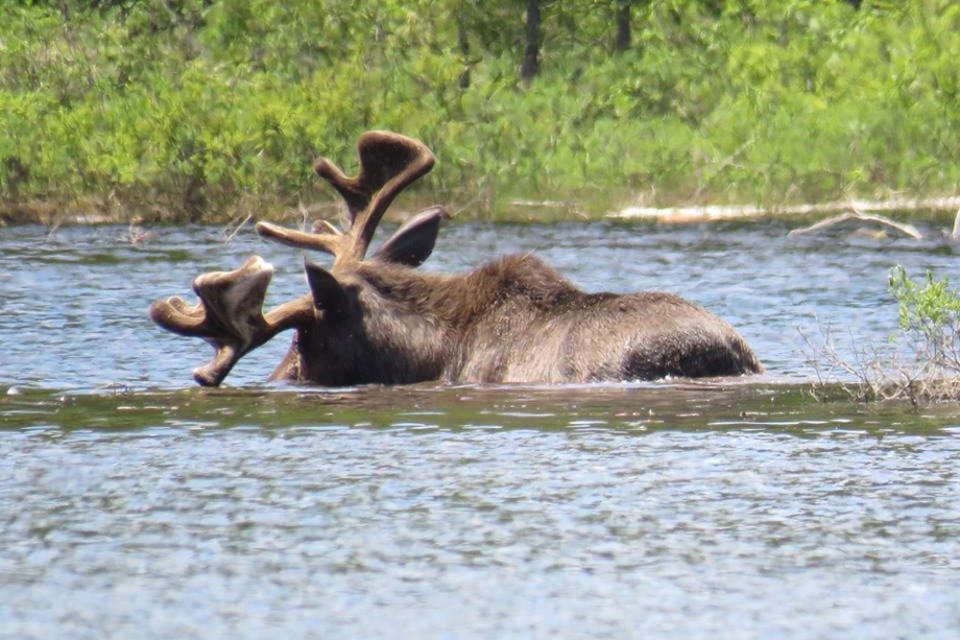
xmin=272 ymin=254 xmax=762 ymax=385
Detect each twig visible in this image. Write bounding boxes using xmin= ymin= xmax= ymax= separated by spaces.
xmin=452 ymin=192 xmax=484 ymax=219
xmin=223 ymin=213 xmax=253 ymax=243
xmin=46 ymin=217 xmax=63 ymax=242
xmin=126 ymin=220 xmax=150 ymax=246
xmin=803 ymin=317 xmax=960 ymax=404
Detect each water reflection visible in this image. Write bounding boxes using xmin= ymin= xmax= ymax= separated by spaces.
xmin=4 ymin=382 xmax=959 ymax=437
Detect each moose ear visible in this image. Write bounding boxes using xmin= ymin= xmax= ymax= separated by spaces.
xmin=372 ymin=206 xmax=446 ymax=267
xmin=304 ymin=260 xmax=349 ymax=317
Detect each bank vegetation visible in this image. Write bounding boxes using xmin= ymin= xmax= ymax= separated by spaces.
xmin=2 ymin=0 xmax=958 ymax=223
xmin=808 ymin=266 xmax=960 ymax=404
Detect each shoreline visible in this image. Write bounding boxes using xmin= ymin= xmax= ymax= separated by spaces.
xmin=4 ymin=194 xmax=959 ymax=227
xmin=609 ymin=196 xmax=960 ymax=224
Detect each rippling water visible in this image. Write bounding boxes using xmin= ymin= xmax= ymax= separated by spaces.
xmin=2 ymin=220 xmax=960 ymax=638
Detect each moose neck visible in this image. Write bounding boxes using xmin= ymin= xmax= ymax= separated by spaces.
xmin=357 ymin=253 xmax=582 ymax=332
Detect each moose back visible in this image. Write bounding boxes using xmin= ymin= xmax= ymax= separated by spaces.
xmin=150 ymin=131 xmax=762 ymax=387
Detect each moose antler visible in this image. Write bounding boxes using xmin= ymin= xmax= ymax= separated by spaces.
xmin=149 ymin=256 xmax=314 ymax=387
xmin=256 ymin=130 xmax=435 ymax=267
xmin=151 ymin=131 xmax=434 ymax=387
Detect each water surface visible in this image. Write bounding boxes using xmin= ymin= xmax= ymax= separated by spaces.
xmin=2 ymin=220 xmax=960 ymax=638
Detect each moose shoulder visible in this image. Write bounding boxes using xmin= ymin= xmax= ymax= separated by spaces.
xmin=150 ymin=131 xmax=761 ymax=387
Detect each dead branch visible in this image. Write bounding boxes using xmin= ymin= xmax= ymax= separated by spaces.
xmin=610 ymin=195 xmax=960 ymax=224
xmin=787 ymin=210 xmax=923 ymax=240
xmin=802 ymin=319 xmax=960 ymax=404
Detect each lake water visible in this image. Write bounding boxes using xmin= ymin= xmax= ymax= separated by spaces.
xmin=2 ymin=219 xmax=960 ymax=638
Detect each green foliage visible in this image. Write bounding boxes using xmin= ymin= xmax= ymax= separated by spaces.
xmin=809 ymin=265 xmax=960 ymax=405
xmin=889 ymin=265 xmax=960 ymax=341
xmin=2 ymin=0 xmax=959 ymax=221
xmin=887 ymin=265 xmax=960 ymax=401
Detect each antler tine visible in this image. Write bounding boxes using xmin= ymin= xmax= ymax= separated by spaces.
xmin=149 ymin=256 xmax=314 ymax=386
xmin=256 ymin=131 xmax=435 ymax=267
xmin=254 ymin=221 xmax=347 ymax=257
xmin=342 ymin=131 xmax=435 ymax=262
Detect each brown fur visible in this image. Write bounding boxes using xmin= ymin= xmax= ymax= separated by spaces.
xmin=272 ymin=254 xmax=762 ymax=385
xmin=153 ymin=132 xmax=760 ymax=388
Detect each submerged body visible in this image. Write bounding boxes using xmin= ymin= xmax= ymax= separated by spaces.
xmin=272 ymin=254 xmax=761 ymax=386
xmin=151 ymin=131 xmax=761 ymax=388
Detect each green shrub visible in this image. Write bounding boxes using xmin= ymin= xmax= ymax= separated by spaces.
xmin=2 ymin=0 xmax=959 ymax=222
xmin=813 ymin=265 xmax=960 ymax=404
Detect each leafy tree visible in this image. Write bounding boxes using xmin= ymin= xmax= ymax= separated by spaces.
xmin=2 ymin=0 xmax=959 ymax=222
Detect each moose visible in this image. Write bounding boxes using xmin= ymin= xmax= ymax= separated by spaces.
xmin=150 ymin=131 xmax=762 ymax=387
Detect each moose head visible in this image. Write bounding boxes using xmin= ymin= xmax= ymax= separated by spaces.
xmin=151 ymin=131 xmax=762 ymax=387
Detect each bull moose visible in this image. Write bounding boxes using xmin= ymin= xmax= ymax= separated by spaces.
xmin=150 ymin=131 xmax=762 ymax=387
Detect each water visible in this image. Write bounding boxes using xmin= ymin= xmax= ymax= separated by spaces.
xmin=2 ymin=220 xmax=960 ymax=638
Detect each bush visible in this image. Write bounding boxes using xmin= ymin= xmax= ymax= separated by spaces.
xmin=812 ymin=265 xmax=960 ymax=404
xmin=2 ymin=0 xmax=959 ymax=222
